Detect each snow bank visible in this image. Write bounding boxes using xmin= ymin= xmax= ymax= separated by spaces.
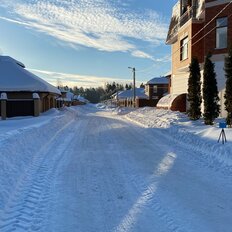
xmin=0 ymin=107 xmax=77 ymax=209
xmin=112 ymin=107 xmax=136 ymax=115
xmin=118 ymin=107 xmax=232 ymax=170
xmin=96 ymin=103 xmax=119 ymax=112
xmin=96 ymin=103 xmax=107 ymax=109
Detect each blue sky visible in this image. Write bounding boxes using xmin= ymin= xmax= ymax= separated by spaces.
xmin=0 ymin=0 xmax=177 ymax=88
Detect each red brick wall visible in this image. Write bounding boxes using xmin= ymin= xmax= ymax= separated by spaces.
xmin=204 ymin=3 xmax=232 ymax=55
xmin=172 ymin=20 xmax=204 ymax=74
xmin=192 ymin=22 xmax=205 ymax=63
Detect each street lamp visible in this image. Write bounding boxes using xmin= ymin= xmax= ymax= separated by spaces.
xmin=128 ymin=67 xmax=136 ymax=107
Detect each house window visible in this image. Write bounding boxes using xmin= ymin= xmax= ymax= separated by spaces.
xmin=180 ymin=36 xmax=188 ymax=60
xmin=216 ymin=17 xmax=228 ymax=49
xmin=153 ymin=85 xmax=158 ymax=94
xmin=145 ymin=85 xmax=149 ymax=94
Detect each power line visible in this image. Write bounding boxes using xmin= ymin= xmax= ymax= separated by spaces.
xmin=136 ymin=0 xmax=232 ymax=74
xmin=172 ymin=0 xmax=232 ymax=59
xmin=191 ymin=12 xmax=232 ymax=48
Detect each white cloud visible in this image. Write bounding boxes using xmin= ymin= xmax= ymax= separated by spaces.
xmin=0 ymin=0 xmax=168 ymax=60
xmin=131 ymin=50 xmax=155 ymax=60
xmin=28 ymin=68 xmax=138 ymax=88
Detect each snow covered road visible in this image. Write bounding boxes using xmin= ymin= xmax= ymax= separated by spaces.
xmin=1 ymin=105 xmax=232 ymax=232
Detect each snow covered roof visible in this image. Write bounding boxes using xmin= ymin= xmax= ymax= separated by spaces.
xmin=146 ymin=77 xmax=169 ymax=85
xmin=0 ymin=56 xmax=25 ymax=68
xmin=114 ymin=88 xmax=148 ymax=100
xmin=66 ymin=91 xmax=74 ymax=100
xmin=0 ymin=56 xmax=61 ymax=95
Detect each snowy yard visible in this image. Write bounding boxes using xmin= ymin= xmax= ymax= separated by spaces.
xmin=0 ymin=104 xmax=232 ymax=232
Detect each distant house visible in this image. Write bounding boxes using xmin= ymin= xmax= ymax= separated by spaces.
xmin=113 ymin=88 xmax=148 ymax=107
xmin=0 ymin=56 xmax=60 ymax=118
xmin=57 ymin=88 xmax=74 ymax=107
xmin=73 ymin=95 xmax=89 ymax=105
xmin=145 ymin=76 xmax=169 ymax=102
xmin=112 ymin=77 xmax=170 ymax=108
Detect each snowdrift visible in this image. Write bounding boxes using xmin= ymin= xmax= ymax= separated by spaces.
xmin=121 ymin=107 xmax=232 ymax=171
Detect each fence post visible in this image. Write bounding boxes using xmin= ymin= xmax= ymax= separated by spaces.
xmin=33 ymin=93 xmax=40 ymax=117
xmin=1 ymin=93 xmax=7 ymax=120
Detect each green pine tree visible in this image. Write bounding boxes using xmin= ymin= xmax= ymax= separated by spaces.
xmin=203 ymin=54 xmax=220 ymax=125
xmin=187 ymin=57 xmax=202 ymax=120
xmin=224 ymin=47 xmax=232 ymax=126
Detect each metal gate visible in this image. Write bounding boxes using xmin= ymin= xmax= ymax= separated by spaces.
xmin=6 ymin=100 xmax=34 ymax=117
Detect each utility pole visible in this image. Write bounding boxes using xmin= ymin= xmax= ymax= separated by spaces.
xmin=128 ymin=67 xmax=136 ymax=107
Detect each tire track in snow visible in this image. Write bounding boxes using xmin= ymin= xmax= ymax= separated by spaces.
xmin=86 ymin=112 xmax=184 ymax=232
xmin=107 ymin=120 xmax=187 ymax=232
xmin=0 ymin=119 xmax=79 ymax=232
xmin=110 ymin=113 xmax=231 ymax=232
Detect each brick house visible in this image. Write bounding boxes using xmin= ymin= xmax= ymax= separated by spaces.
xmin=166 ymin=0 xmax=232 ymax=116
xmin=145 ymin=77 xmax=169 ymax=101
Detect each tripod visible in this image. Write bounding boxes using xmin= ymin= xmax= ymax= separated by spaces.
xmin=218 ymin=129 xmax=227 ymax=144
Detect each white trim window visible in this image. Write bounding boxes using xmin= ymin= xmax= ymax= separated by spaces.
xmin=153 ymin=85 xmax=158 ymax=94
xmin=216 ymin=17 xmax=228 ymax=49
xmin=180 ymin=36 xmax=188 ymax=60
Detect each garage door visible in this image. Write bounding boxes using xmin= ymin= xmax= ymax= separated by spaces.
xmin=6 ymin=100 xmax=34 ymax=117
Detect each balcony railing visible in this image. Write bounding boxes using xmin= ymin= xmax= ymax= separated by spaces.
xmin=180 ymin=6 xmax=195 ymax=27
xmin=166 ymin=5 xmax=197 ymax=44
xmin=166 ymin=23 xmax=179 ymax=44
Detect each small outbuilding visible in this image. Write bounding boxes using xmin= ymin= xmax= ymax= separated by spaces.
xmin=0 ymin=56 xmax=61 ymax=118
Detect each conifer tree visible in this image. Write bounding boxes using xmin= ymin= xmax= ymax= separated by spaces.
xmin=187 ymin=57 xmax=202 ymax=120
xmin=224 ymin=47 xmax=232 ymax=126
xmin=203 ymin=53 xmax=220 ymax=125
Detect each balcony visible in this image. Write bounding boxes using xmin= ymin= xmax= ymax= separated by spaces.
xmin=166 ymin=5 xmax=197 ymax=44
xmin=180 ymin=6 xmax=195 ymax=27
xmin=166 ymin=21 xmax=179 ymax=45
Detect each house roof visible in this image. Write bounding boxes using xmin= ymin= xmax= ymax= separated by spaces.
xmin=66 ymin=91 xmax=74 ymax=100
xmin=146 ymin=77 xmax=169 ymax=85
xmin=0 ymin=56 xmax=61 ymax=95
xmin=114 ymin=88 xmax=148 ymax=100
xmin=166 ymin=1 xmax=180 ymax=44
